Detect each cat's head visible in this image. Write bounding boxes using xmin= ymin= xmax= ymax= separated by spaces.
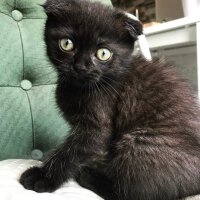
xmin=43 ymin=0 xmax=143 ymax=87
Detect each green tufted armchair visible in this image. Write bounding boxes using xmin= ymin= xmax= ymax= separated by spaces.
xmin=0 ymin=0 xmax=112 ymax=160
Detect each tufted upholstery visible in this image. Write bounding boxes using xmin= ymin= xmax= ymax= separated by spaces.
xmin=0 ymin=0 xmax=112 ymax=160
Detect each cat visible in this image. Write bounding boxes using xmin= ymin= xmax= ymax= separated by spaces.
xmin=20 ymin=0 xmax=200 ymax=199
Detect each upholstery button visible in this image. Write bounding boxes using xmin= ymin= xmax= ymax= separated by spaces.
xmin=20 ymin=80 xmax=32 ymax=90
xmin=31 ymin=149 xmax=43 ymax=160
xmin=11 ymin=10 xmax=23 ymax=21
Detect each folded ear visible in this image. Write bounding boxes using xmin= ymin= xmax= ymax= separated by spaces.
xmin=41 ymin=0 xmax=74 ymax=16
xmin=114 ymin=11 xmax=143 ymax=40
xmin=124 ymin=12 xmax=143 ymax=36
xmin=41 ymin=0 xmax=58 ymax=14
xmin=41 ymin=1 xmax=60 ymax=16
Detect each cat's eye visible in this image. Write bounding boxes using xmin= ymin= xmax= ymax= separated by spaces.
xmin=59 ymin=38 xmax=74 ymax=52
xmin=96 ymin=48 xmax=112 ymax=61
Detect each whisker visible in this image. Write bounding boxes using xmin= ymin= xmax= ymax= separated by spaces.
xmin=101 ymin=78 xmax=121 ymax=97
xmin=35 ymin=71 xmax=57 ymax=78
xmin=92 ymin=82 xmax=97 ymax=101
xmin=26 ymin=66 xmax=54 ymax=70
xmin=91 ymin=82 xmax=94 ymax=97
xmin=95 ymin=82 xmax=101 ymax=94
xmin=89 ymin=82 xmax=91 ymax=98
xmin=103 ymin=75 xmax=123 ymax=86
xmin=101 ymin=78 xmax=126 ymax=107
xmin=19 ymin=56 xmax=65 ymax=68
xmin=96 ymin=82 xmax=105 ymax=103
xmin=98 ymin=81 xmax=110 ymax=96
xmin=51 ymin=58 xmax=65 ymax=64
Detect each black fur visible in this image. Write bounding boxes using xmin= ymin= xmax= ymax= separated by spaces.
xmin=20 ymin=0 xmax=200 ymax=199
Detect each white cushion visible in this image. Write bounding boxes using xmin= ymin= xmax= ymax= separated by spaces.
xmin=0 ymin=159 xmax=199 ymax=200
xmin=0 ymin=159 xmax=103 ymax=200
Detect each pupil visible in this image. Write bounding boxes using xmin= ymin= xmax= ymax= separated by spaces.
xmin=66 ymin=40 xmax=69 ymax=46
xmin=102 ymin=51 xmax=105 ymax=56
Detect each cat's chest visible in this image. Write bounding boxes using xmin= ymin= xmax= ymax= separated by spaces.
xmin=56 ymin=86 xmax=113 ymax=121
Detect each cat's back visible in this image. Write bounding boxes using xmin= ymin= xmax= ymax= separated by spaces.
xmin=118 ymin=57 xmax=200 ymax=136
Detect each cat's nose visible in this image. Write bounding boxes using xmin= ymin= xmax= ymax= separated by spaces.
xmin=73 ymin=64 xmax=88 ymax=73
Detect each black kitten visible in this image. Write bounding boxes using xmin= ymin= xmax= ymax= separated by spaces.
xmin=20 ymin=0 xmax=200 ymax=199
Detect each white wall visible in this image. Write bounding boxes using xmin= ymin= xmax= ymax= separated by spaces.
xmin=156 ymin=0 xmax=184 ymax=21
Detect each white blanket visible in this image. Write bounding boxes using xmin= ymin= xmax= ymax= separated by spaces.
xmin=0 ymin=159 xmax=199 ymax=200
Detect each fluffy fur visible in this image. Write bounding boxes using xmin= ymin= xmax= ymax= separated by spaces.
xmin=20 ymin=0 xmax=200 ymax=199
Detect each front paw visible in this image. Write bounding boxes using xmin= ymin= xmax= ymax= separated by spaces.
xmin=19 ymin=166 xmax=57 ymax=193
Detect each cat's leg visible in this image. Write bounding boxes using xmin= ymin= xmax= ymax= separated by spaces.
xmin=19 ymin=141 xmax=79 ymax=192
xmin=75 ymin=166 xmax=119 ymax=200
xmin=107 ymin=129 xmax=200 ymax=200
xmin=20 ymin=124 xmax=111 ymax=193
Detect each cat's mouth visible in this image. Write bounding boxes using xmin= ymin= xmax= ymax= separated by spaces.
xmin=58 ymin=65 xmax=102 ymax=87
xmin=68 ymin=72 xmax=101 ymax=87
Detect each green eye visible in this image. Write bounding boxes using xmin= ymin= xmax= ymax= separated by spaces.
xmin=96 ymin=48 xmax=112 ymax=61
xmin=59 ymin=38 xmax=74 ymax=52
